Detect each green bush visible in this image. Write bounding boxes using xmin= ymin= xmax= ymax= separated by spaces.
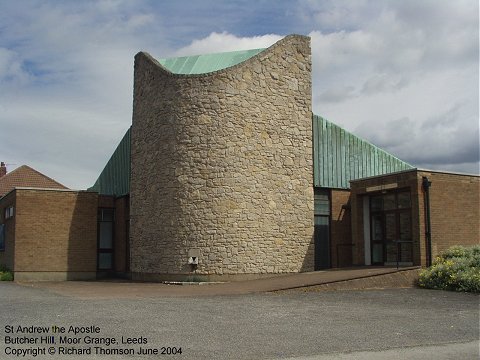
xmin=419 ymin=245 xmax=480 ymax=293
xmin=0 ymin=264 xmax=13 ymax=281
xmin=0 ymin=271 xmax=13 ymax=281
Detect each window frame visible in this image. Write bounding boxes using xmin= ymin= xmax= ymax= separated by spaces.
xmin=0 ymin=223 xmax=5 ymax=251
xmin=4 ymin=206 xmax=14 ymax=220
xmin=97 ymin=208 xmax=115 ymax=271
xmin=369 ymin=189 xmax=413 ymax=265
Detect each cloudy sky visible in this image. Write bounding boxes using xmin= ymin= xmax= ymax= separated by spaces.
xmin=0 ymin=0 xmax=478 ymax=189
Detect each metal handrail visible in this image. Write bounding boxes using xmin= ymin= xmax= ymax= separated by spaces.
xmin=394 ymin=239 xmax=413 ymax=269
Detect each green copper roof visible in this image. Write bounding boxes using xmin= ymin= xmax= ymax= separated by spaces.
xmin=158 ymin=48 xmax=265 ymax=74
xmin=88 ymin=127 xmax=131 ymax=196
xmin=90 ymin=116 xmax=414 ymax=195
xmin=313 ymin=115 xmax=414 ymax=189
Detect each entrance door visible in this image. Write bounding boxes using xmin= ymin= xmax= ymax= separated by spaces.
xmin=370 ymin=191 xmax=413 ymax=265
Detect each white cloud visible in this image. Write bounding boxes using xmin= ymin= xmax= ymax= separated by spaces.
xmin=0 ymin=0 xmax=478 ymax=191
xmin=0 ymin=48 xmax=30 ymax=85
xmin=304 ymin=0 xmax=479 ymax=174
xmin=172 ymin=32 xmax=283 ymax=57
xmin=0 ymin=1 xmax=171 ymax=189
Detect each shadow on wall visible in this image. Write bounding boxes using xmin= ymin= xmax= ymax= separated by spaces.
xmin=66 ymin=192 xmax=97 ymax=280
xmin=331 ymin=196 xmax=353 ymax=268
xmin=300 ymin=235 xmax=315 ymax=272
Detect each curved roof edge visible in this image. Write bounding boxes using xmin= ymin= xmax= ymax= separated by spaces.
xmin=157 ymin=48 xmax=265 ymax=75
xmin=135 ymin=34 xmax=310 ymax=77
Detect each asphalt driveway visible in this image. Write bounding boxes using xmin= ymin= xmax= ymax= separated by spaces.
xmin=0 ymin=282 xmax=478 ymax=359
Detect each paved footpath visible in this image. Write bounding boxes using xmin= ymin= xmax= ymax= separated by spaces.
xmin=17 ymin=267 xmax=419 ymax=298
xmin=1 ymin=280 xmax=478 ymax=360
xmin=285 ymin=341 xmax=479 ymax=360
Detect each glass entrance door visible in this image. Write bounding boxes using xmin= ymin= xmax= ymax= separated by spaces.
xmin=370 ymin=191 xmax=413 ymax=265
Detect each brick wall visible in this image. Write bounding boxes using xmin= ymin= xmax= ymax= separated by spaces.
xmin=12 ymin=189 xmax=98 ymax=277
xmin=330 ymin=189 xmax=352 ymax=267
xmin=350 ymin=170 xmax=479 ymax=267
xmin=417 ymin=171 xmax=480 ymax=262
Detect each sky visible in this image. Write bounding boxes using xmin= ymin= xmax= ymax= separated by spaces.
xmin=0 ymin=0 xmax=478 ymax=189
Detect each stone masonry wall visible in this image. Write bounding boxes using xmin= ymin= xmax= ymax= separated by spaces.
xmin=130 ymin=35 xmax=313 ymax=279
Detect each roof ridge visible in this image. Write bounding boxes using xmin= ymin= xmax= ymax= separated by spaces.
xmin=0 ymin=164 xmax=68 ymax=189
xmin=0 ymin=165 xmax=29 ymax=181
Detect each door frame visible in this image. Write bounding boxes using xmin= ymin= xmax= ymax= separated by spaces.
xmin=369 ymin=190 xmax=413 ymax=266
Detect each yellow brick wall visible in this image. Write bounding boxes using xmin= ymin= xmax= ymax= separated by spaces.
xmin=417 ymin=171 xmax=480 ymax=262
xmin=330 ymin=189 xmax=352 ymax=267
xmin=13 ymin=189 xmax=98 ymax=272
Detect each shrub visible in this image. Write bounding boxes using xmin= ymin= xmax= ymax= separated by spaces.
xmin=0 ymin=271 xmax=13 ymax=281
xmin=418 ymin=245 xmax=480 ymax=293
xmin=0 ymin=264 xmax=13 ymax=281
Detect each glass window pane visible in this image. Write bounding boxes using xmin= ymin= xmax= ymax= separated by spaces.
xmin=372 ymin=244 xmax=383 ymax=263
xmin=314 ymin=200 xmax=329 ymax=216
xmin=314 ymin=190 xmax=329 ymax=216
xmin=383 ymin=194 xmax=395 ymax=210
xmin=314 ymin=216 xmax=329 ymax=226
xmin=398 ymin=192 xmax=411 ymax=209
xmin=102 ymin=209 xmax=114 ymax=222
xmin=400 ymin=242 xmax=413 ymax=262
xmin=386 ymin=242 xmax=397 ymax=262
xmin=371 ymin=196 xmax=382 ymax=211
xmin=399 ymin=212 xmax=411 ymax=240
xmin=99 ymin=222 xmax=113 ymax=249
xmin=372 ymin=215 xmax=383 ymax=241
xmin=385 ymin=213 xmax=396 ymax=241
xmin=98 ymin=253 xmax=112 ymax=270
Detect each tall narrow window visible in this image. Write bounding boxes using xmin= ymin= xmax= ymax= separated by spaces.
xmin=97 ymin=208 xmax=114 ymax=271
xmin=0 ymin=224 xmax=5 ymax=251
xmin=314 ymin=188 xmax=330 ymax=270
xmin=4 ymin=206 xmax=14 ymax=219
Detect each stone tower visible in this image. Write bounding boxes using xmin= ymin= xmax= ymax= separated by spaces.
xmin=130 ymin=35 xmax=314 ymax=281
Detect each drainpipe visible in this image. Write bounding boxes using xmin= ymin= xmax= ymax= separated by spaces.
xmin=422 ymin=176 xmax=432 ymax=267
